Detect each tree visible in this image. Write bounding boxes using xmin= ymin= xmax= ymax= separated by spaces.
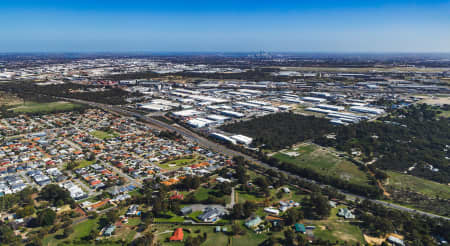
xmin=15 ymin=205 xmax=36 ymax=218
xmin=129 ymin=232 xmax=155 ymax=246
xmin=284 ymin=208 xmax=304 ymax=225
xmin=37 ymin=208 xmax=56 ymax=226
xmin=63 ymin=227 xmax=74 ymax=238
xmin=232 ymin=224 xmax=245 ymax=236
xmin=284 ymin=229 xmax=296 ymax=246
xmin=66 ymin=161 xmax=78 ymax=170
xmin=302 ymin=192 xmax=331 ymax=219
xmin=100 ymin=209 xmax=119 ymax=228
xmin=0 ymin=224 xmax=20 ymax=244
xmin=25 ymin=236 xmax=43 ymax=246
xmin=39 ymin=184 xmax=73 ymax=206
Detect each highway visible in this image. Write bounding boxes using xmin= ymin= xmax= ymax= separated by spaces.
xmin=62 ymin=98 xmax=450 ymax=221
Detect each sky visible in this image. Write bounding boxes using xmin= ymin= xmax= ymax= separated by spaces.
xmin=1 ymin=0 xmax=450 ymax=53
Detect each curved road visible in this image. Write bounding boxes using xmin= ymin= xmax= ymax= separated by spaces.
xmin=62 ymin=98 xmax=450 ymax=221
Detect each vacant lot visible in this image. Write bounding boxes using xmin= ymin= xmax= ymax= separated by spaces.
xmin=386 ymin=171 xmax=450 ymax=199
xmin=0 ymin=92 xmax=22 ymax=106
xmin=43 ymin=218 xmax=100 ymax=246
xmin=11 ymin=101 xmax=83 ymax=114
xmin=385 ymin=171 xmax=450 ymax=216
xmin=307 ymin=206 xmax=366 ymax=244
xmin=89 ymin=130 xmax=118 ymax=140
xmin=157 ymin=156 xmax=201 ymax=170
xmin=273 ymin=144 xmax=369 ymax=186
xmin=157 ymin=224 xmax=230 ymax=246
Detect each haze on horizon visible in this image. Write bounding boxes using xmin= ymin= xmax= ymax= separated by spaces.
xmin=1 ymin=0 xmax=450 ymax=53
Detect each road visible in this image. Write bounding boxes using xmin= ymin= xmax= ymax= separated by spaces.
xmin=62 ymin=98 xmax=450 ymax=221
xmin=226 ymin=187 xmax=236 ymax=209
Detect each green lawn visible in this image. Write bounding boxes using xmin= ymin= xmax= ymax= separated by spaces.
xmin=11 ymin=101 xmax=83 ymax=114
xmin=189 ymin=187 xmax=231 ymax=204
xmin=438 ymin=110 xmax=450 ymax=118
xmin=231 ymin=221 xmax=269 ymax=246
xmin=158 ymin=224 xmax=230 ymax=246
xmin=307 ymin=206 xmax=366 ymax=244
xmin=273 ymin=144 xmax=370 ymax=186
xmin=157 ymin=157 xmax=199 ymax=170
xmin=154 ymin=211 xmax=185 ymax=223
xmin=65 ymin=159 xmax=95 ymax=169
xmin=90 ymin=130 xmax=118 ymax=140
xmin=127 ymin=217 xmax=142 ymax=226
xmin=386 ymin=171 xmax=450 ymax=199
xmin=43 ymin=218 xmax=100 ymax=246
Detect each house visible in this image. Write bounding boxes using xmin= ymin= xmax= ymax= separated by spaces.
xmin=169 ymin=228 xmax=184 ymax=241
xmin=197 ymin=207 xmax=226 ymax=223
xmin=387 ymin=236 xmax=405 ymax=246
xmin=282 ymin=187 xmax=290 ymax=193
xmin=126 ymin=205 xmax=140 ymax=216
xmin=337 ymin=207 xmax=355 ymax=219
xmin=329 ymin=201 xmax=337 ymax=208
xmin=180 ymin=206 xmax=192 ymax=216
xmin=294 ymin=223 xmax=306 ymax=233
xmin=264 ymin=207 xmax=280 ymax=215
xmin=244 ymin=216 xmax=263 ymax=229
xmin=103 ymin=225 xmax=116 ymax=236
xmin=265 ymin=215 xmax=284 ymax=227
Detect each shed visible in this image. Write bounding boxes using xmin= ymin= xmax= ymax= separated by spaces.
xmin=294 ymin=223 xmax=306 ymax=233
xmin=170 ymin=228 xmax=184 ymax=241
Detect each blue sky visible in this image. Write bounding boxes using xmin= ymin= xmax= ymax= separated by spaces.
xmin=1 ymin=0 xmax=449 ymax=52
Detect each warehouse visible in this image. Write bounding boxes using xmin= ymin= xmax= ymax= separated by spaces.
xmin=206 ymin=114 xmax=230 ymax=123
xmin=172 ymin=109 xmax=203 ymax=118
xmin=350 ymin=106 xmax=385 ymax=115
xmin=301 ymin=97 xmax=327 ymax=103
xmin=282 ymin=97 xmax=303 ymax=104
xmin=261 ymin=106 xmax=279 ymax=112
xmin=317 ymin=104 xmax=345 ymax=111
xmin=249 ymin=100 xmax=271 ymax=106
xmin=305 ymin=107 xmax=333 ymax=114
xmin=230 ymin=134 xmax=253 ymax=145
xmin=173 ymin=88 xmax=201 ymax=95
xmin=210 ymin=133 xmax=237 ymax=144
xmin=220 ymin=110 xmax=244 ymax=118
xmin=310 ymin=92 xmax=331 ymax=98
xmin=235 ymin=101 xmax=260 ymax=108
xmin=140 ymin=103 xmax=171 ymax=111
xmin=187 ymin=119 xmax=208 ymax=128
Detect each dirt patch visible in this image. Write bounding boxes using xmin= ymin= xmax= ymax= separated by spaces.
xmin=363 ymin=233 xmax=404 ymax=245
xmin=364 ymin=234 xmax=384 ymax=245
xmin=419 ymin=97 xmax=450 ymax=105
xmin=0 ymin=92 xmax=22 ymax=106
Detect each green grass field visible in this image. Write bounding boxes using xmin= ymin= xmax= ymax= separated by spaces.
xmin=154 ymin=211 xmax=185 ymax=223
xmin=158 ymin=224 xmax=230 ymax=246
xmin=65 ymin=159 xmax=95 ymax=170
xmin=90 ymin=130 xmax=119 ymax=140
xmin=186 ymin=186 xmax=231 ymax=204
xmin=157 ymin=157 xmax=199 ymax=170
xmin=273 ymin=144 xmax=370 ymax=186
xmin=438 ymin=110 xmax=450 ymax=118
xmin=386 ymin=171 xmax=450 ymax=199
xmin=11 ymin=101 xmax=83 ymax=114
xmin=307 ymin=206 xmax=366 ymax=244
xmin=43 ymin=218 xmax=100 ymax=246
xmin=157 ymin=224 xmax=266 ymax=246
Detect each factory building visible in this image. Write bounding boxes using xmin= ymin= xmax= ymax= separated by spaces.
xmin=230 ymin=135 xmax=253 ymax=145
xmin=350 ymin=106 xmax=385 ymax=115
